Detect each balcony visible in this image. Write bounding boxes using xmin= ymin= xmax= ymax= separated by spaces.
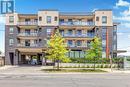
xmin=17 ymin=32 xmax=38 ymax=37
xmin=67 ymin=45 xmax=88 ymax=50
xmin=17 ymin=43 xmax=42 ymax=48
xmin=63 ymin=34 xmax=88 ymax=38
xmin=59 ymin=21 xmax=95 ymax=26
xmin=18 ymin=21 xmax=38 ymax=25
xmin=61 ymin=33 xmax=95 ymax=38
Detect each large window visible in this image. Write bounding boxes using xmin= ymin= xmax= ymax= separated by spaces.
xmin=102 ymin=16 xmax=107 ymax=24
xmin=47 ymin=16 xmax=52 ymax=23
xmin=67 ymin=51 xmax=85 ymax=58
xmin=9 ymin=27 xmax=14 ymax=34
xmin=9 ymin=39 xmax=14 ymax=46
xmin=9 ymin=16 xmax=14 ymax=23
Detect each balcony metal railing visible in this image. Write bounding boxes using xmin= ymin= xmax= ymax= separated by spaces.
xmin=17 ymin=32 xmax=38 ymax=37
xmin=18 ymin=21 xmax=38 ymax=25
xmin=17 ymin=43 xmax=43 ymax=47
xmin=59 ymin=21 xmax=95 ymax=26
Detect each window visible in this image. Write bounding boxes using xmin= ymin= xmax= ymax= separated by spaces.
xmin=87 ymin=30 xmax=95 ymax=38
xmin=54 ymin=17 xmax=58 ymax=21
xmin=76 ymin=40 xmax=82 ymax=46
xmin=34 ymin=19 xmax=38 ymax=22
xmin=68 ymin=19 xmax=72 ymax=22
xmin=34 ymin=40 xmax=38 ymax=44
xmin=9 ymin=27 xmax=14 ymax=34
xmin=47 ymin=29 xmax=52 ymax=36
xmin=47 ymin=16 xmax=51 ymax=23
xmin=60 ymin=19 xmax=64 ymax=22
xmin=102 ymin=40 xmax=106 ymax=47
xmin=102 ymin=16 xmax=107 ymax=24
xmin=102 ymin=27 xmax=107 ymax=40
xmin=59 ymin=30 xmax=64 ymax=36
xmin=9 ymin=39 xmax=14 ymax=46
xmin=39 ymin=16 xmax=42 ymax=21
xmin=68 ymin=40 xmax=73 ymax=47
xmin=9 ymin=16 xmax=14 ymax=23
xmin=76 ymin=30 xmax=82 ymax=35
xmin=87 ymin=41 xmax=91 ymax=47
xmin=68 ymin=30 xmax=73 ymax=35
xmin=25 ymin=40 xmax=30 ymax=47
xmin=39 ymin=39 xmax=42 ymax=43
xmin=39 ymin=28 xmax=42 ymax=32
xmin=25 ymin=29 xmax=30 ymax=36
xmin=96 ymin=16 xmax=99 ymax=21
xmin=34 ymin=29 xmax=38 ymax=33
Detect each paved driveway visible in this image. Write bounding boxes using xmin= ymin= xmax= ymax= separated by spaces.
xmin=0 ymin=66 xmax=45 ymax=74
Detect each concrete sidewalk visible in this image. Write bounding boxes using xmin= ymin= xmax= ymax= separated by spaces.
xmin=0 ymin=66 xmax=130 ymax=75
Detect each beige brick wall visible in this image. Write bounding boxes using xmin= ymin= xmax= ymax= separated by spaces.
xmin=95 ymin=10 xmax=113 ymax=26
xmin=38 ymin=11 xmax=59 ymax=26
xmin=5 ymin=13 xmax=18 ymax=25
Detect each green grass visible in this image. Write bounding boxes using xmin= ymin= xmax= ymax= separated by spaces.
xmin=42 ymin=69 xmax=107 ymax=73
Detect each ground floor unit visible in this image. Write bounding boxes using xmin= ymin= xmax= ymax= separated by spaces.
xmin=5 ymin=48 xmax=117 ymax=65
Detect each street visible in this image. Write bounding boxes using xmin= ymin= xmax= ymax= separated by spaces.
xmin=0 ymin=73 xmax=130 ymax=87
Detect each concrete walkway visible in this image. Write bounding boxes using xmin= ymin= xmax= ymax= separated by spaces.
xmin=0 ymin=66 xmax=130 ymax=75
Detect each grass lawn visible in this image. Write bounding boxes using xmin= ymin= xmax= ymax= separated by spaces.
xmin=42 ymin=69 xmax=107 ymax=73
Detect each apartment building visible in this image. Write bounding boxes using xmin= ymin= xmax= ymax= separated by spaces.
xmin=5 ymin=9 xmax=118 ymax=65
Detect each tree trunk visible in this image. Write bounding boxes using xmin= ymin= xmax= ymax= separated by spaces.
xmin=57 ymin=60 xmax=60 ymax=70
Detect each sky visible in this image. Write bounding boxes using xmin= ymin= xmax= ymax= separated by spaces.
xmin=0 ymin=0 xmax=130 ymax=56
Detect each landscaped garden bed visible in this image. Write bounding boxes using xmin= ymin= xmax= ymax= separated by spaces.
xmin=42 ymin=69 xmax=107 ymax=73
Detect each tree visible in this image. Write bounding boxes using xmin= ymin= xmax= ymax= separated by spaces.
xmin=46 ymin=30 xmax=70 ymax=70
xmin=86 ymin=36 xmax=102 ymax=70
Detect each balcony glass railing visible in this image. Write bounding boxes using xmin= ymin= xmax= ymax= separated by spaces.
xmin=87 ymin=33 xmax=95 ymax=38
xmin=18 ymin=32 xmax=38 ymax=36
xmin=67 ymin=45 xmax=88 ymax=47
xmin=17 ymin=43 xmax=42 ymax=47
xmin=18 ymin=21 xmax=38 ymax=25
xmin=59 ymin=21 xmax=95 ymax=26
xmin=63 ymin=34 xmax=88 ymax=37
xmin=61 ymin=33 xmax=95 ymax=38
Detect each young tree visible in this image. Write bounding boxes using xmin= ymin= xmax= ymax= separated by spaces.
xmin=46 ymin=30 xmax=70 ymax=70
xmin=86 ymin=36 xmax=102 ymax=70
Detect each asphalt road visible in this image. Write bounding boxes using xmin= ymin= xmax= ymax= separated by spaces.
xmin=0 ymin=73 xmax=130 ymax=87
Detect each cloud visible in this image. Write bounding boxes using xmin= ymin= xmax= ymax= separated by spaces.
xmin=116 ymin=0 xmax=130 ymax=7
xmin=128 ymin=35 xmax=130 ymax=39
xmin=113 ymin=0 xmax=130 ymax=28
xmin=117 ymin=32 xmax=124 ymax=35
xmin=92 ymin=8 xmax=98 ymax=12
xmin=113 ymin=15 xmax=130 ymax=22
